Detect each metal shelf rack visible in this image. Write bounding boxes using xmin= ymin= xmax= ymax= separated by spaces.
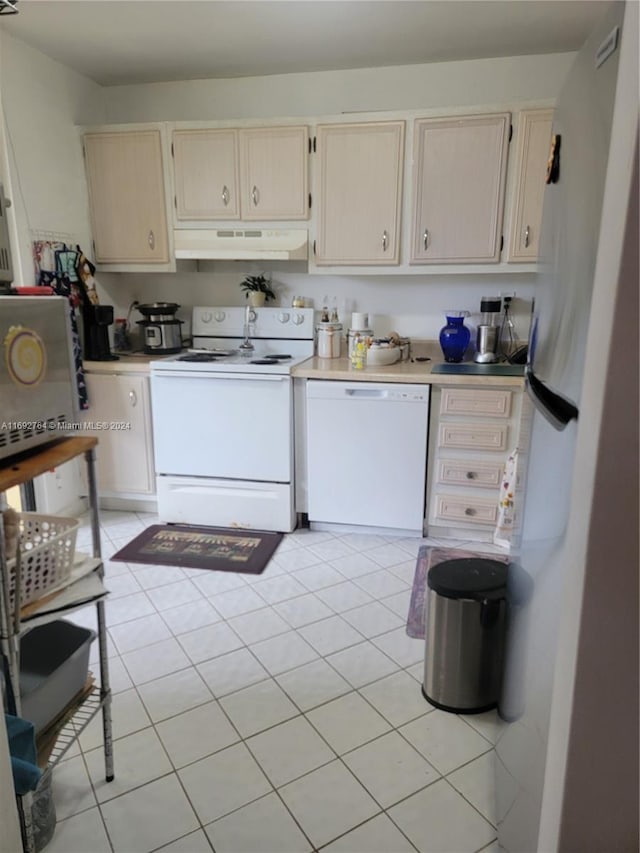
xmin=0 ymin=437 xmax=114 ymax=853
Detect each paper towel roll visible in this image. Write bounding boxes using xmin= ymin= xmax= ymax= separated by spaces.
xmin=351 ymin=312 xmax=368 ymax=330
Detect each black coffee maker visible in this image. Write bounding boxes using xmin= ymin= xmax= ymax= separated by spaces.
xmin=79 ymin=291 xmax=119 ymax=361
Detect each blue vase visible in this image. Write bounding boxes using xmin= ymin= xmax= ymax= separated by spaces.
xmin=439 ymin=313 xmax=471 ymax=363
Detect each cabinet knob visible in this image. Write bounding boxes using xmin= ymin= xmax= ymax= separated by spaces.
xmin=464 ymin=507 xmax=476 ymax=516
xmin=382 ymin=230 xmax=388 ymax=252
xmin=221 ymin=185 xmax=230 ymax=206
xmin=148 ymin=230 xmax=155 ymax=250
xmin=466 ymin=471 xmax=477 ymax=480
xmin=128 ymin=390 xmax=137 ymax=407
xmin=251 ymin=185 xmax=260 ymax=206
xmin=524 ymin=225 xmax=530 ymax=248
xmin=423 ymin=229 xmax=429 ymax=251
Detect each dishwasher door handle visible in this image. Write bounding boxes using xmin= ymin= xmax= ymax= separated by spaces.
xmin=345 ymin=388 xmax=389 ymax=399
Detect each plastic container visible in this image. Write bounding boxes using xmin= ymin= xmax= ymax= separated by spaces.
xmin=20 ymin=620 xmax=96 ymax=734
xmin=6 ymin=513 xmax=79 ymax=611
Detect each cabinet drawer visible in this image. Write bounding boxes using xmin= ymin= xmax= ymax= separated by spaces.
xmin=437 ymin=459 xmax=504 ymax=488
xmin=434 ymin=494 xmax=499 ymax=526
xmin=439 ymin=423 xmax=508 ymax=451
xmin=440 ymin=388 xmax=512 ymax=418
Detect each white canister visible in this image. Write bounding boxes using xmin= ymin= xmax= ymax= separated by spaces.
xmin=317 ymin=323 xmax=342 ymax=358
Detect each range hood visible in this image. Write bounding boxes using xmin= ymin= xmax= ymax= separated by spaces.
xmin=174 ymin=228 xmax=308 ymax=261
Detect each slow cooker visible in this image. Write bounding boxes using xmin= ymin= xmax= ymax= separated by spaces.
xmin=136 ymin=302 xmax=184 ymax=354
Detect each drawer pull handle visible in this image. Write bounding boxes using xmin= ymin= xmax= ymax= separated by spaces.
xmin=466 ymin=471 xmax=477 ymax=480
xmin=221 ymin=185 xmax=230 ymax=206
xmin=464 ymin=507 xmax=477 ymax=516
xmin=148 ymin=230 xmax=155 ymax=250
xmin=252 ymin=185 xmax=260 ymax=206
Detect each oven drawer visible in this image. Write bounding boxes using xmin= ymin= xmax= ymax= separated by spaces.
xmin=157 ymin=475 xmax=295 ymax=532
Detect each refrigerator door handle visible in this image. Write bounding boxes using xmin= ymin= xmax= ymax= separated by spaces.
xmin=525 ymin=365 xmax=579 ymax=430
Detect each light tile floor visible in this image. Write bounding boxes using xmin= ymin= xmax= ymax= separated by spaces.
xmin=47 ymin=510 xmax=506 ymax=853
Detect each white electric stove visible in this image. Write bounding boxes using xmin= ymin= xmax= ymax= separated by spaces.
xmin=150 ymin=306 xmax=315 ymax=532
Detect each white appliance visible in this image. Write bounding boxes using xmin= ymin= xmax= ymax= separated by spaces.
xmin=0 ymin=296 xmax=78 ymax=459
xmin=150 ymin=306 xmax=315 ymax=532
xmin=497 ymin=3 xmax=638 ymax=851
xmin=173 ymin=228 xmax=308 ymax=261
xmin=306 ymin=381 xmax=430 ymax=533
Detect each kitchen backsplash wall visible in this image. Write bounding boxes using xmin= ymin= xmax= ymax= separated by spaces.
xmin=96 ymin=266 xmax=535 ymax=347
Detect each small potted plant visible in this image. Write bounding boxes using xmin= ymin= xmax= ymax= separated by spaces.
xmin=240 ymin=274 xmax=276 ymax=307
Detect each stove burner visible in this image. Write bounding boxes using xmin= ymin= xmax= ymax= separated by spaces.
xmin=178 ymin=353 xmax=224 ymax=362
xmin=267 ymin=354 xmax=293 ymax=360
xmin=249 ymin=358 xmax=279 ymax=365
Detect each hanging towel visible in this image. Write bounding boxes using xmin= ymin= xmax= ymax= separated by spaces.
xmin=494 ymin=448 xmax=519 ymax=548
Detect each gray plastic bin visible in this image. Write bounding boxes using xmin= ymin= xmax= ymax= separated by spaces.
xmin=423 ymin=558 xmax=508 ymax=714
xmin=20 ymin=620 xmax=96 ymax=734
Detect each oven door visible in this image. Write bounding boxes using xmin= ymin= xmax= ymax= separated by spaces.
xmin=150 ymin=371 xmax=292 ymax=482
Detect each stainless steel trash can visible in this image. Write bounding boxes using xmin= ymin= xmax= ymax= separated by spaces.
xmin=422 ymin=557 xmax=508 ymax=714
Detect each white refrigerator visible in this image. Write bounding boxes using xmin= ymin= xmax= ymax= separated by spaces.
xmin=496 ymin=2 xmax=638 ymax=851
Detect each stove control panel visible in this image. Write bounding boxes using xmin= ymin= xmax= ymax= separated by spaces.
xmin=192 ymin=306 xmax=315 ymax=340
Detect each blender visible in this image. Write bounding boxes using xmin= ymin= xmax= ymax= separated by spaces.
xmin=474 ymin=297 xmax=502 ymax=363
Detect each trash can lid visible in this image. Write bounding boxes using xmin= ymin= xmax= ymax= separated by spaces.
xmin=427 ymin=558 xmax=508 ymax=600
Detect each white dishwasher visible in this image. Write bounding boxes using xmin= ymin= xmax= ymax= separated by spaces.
xmin=306 ymin=380 xmax=430 ymax=533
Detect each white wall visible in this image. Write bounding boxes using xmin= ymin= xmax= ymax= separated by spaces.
xmin=103 ymin=53 xmax=574 ymax=123
xmin=99 ymin=265 xmax=536 ymax=349
xmin=0 ymin=31 xmax=106 ymax=514
xmin=0 ymin=30 xmax=105 ymax=284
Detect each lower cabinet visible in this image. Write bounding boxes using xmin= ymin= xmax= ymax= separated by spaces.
xmin=83 ymin=370 xmax=155 ymax=498
xmin=426 ymin=385 xmax=524 ymax=540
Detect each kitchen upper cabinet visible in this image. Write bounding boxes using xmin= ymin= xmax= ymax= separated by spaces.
xmin=507 ymin=109 xmax=554 ymax=262
xmin=84 ymin=371 xmax=155 ymax=496
xmin=410 ymin=113 xmax=510 ymax=264
xmin=315 ymin=121 xmax=404 ymax=265
xmin=173 ymin=129 xmax=240 ymax=220
xmin=84 ymin=130 xmax=170 ymax=265
xmin=172 ymin=125 xmax=308 ymax=222
xmin=239 ymin=126 xmax=308 ymax=220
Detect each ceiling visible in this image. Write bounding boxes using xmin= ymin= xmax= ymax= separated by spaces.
xmin=2 ymin=1 xmax=608 ymax=87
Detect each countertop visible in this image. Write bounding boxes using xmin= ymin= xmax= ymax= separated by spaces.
xmin=292 ymin=342 xmax=525 ymax=387
xmin=83 ymin=353 xmax=165 ymax=372
xmin=84 ymin=347 xmax=525 ymax=387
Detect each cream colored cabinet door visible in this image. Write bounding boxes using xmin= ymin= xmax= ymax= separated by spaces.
xmin=507 ymin=109 xmax=554 ymax=262
xmin=410 ymin=113 xmax=510 ymax=264
xmin=84 ymin=131 xmax=169 ymax=264
xmin=173 ymin=129 xmax=240 ymax=220
xmin=84 ymin=372 xmax=155 ymax=495
xmin=315 ymin=121 xmax=404 ymax=265
xmin=239 ymin=126 xmax=308 ymax=220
